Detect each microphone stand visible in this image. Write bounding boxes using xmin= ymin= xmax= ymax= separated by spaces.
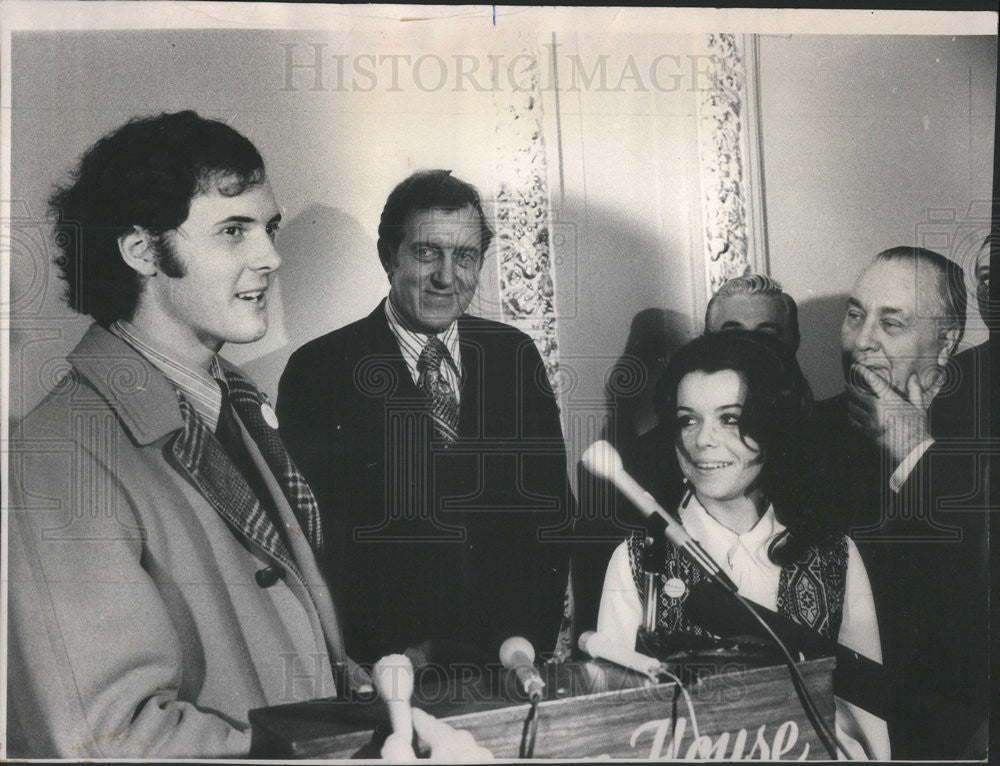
xmin=641 ymin=521 xmax=667 ymax=633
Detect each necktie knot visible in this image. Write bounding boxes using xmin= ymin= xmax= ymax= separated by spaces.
xmin=416 ymin=336 xmax=449 ymax=377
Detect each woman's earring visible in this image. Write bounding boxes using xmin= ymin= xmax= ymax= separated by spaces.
xmin=680 ymin=477 xmax=693 ymax=509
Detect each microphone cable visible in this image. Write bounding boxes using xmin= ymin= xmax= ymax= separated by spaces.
xmin=730 ymin=589 xmax=851 ymax=760
xmin=518 ymin=697 xmax=540 ymax=759
xmin=658 ymin=667 xmax=701 ymax=743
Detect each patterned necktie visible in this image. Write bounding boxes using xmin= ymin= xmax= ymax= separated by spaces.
xmin=219 ymin=368 xmax=324 ymax=554
xmin=416 ymin=336 xmax=459 ymax=443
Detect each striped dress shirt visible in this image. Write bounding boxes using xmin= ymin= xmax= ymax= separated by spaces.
xmin=384 ymin=297 xmax=462 ymax=403
xmin=111 ymin=320 xmax=225 ymax=431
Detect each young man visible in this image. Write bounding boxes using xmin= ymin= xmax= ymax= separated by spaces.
xmin=7 ymin=112 xmax=359 ymax=757
xmin=277 ymin=170 xmax=571 ymax=669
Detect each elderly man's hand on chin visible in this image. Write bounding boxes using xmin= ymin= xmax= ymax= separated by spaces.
xmin=846 ymin=362 xmax=941 ymax=466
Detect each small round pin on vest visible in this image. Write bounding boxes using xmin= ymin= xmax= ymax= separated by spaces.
xmin=261 ymin=402 xmax=279 ymax=429
xmin=663 ymin=577 xmax=687 ymax=599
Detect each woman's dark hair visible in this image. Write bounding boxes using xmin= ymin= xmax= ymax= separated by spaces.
xmin=653 ymin=330 xmax=833 ymax=566
xmin=48 ymin=111 xmax=266 ymax=326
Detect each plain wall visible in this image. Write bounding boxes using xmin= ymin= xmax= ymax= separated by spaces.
xmin=541 ymin=31 xmax=703 ymax=466
xmin=759 ymin=35 xmax=996 ymax=400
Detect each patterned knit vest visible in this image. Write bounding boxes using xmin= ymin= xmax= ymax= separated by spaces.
xmin=626 ymin=529 xmax=848 ymax=641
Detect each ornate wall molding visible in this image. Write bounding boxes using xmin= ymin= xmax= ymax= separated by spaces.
xmin=695 ymin=33 xmax=769 ymax=296
xmin=492 ymin=43 xmax=572 ymax=660
xmin=492 ymin=47 xmax=561 ymax=392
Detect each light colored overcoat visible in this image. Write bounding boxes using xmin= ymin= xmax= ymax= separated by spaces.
xmin=7 ymin=324 xmax=344 ymax=757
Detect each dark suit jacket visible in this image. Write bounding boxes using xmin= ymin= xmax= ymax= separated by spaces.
xmin=930 ymin=341 xmax=990 ymax=440
xmin=812 ymin=390 xmax=989 ymax=759
xmin=277 ymin=300 xmax=572 ymax=666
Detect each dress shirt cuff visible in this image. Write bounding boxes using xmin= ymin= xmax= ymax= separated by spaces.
xmin=888 ymin=438 xmax=935 ymax=494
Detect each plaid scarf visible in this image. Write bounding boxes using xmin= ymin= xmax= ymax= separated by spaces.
xmin=168 ymin=371 xmax=323 ymax=583
xmin=220 ymin=366 xmax=324 ymax=553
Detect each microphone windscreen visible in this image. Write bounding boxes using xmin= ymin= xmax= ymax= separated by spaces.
xmin=499 ymin=636 xmax=535 ymax=667
xmin=580 ymin=440 xmax=624 ymax=481
xmin=380 ymin=731 xmax=417 ymax=762
xmin=373 ymin=654 xmax=414 ymax=700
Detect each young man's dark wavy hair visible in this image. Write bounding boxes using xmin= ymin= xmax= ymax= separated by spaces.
xmin=654 ymin=330 xmax=835 ymax=566
xmin=48 ymin=110 xmax=265 ymax=326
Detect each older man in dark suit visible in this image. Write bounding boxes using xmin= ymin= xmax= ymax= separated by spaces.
xmin=812 ymin=246 xmax=988 ymax=759
xmin=278 ymin=170 xmax=571 ymax=670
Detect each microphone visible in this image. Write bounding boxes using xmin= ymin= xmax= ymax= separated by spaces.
xmin=580 ymin=440 xmax=737 ymax=593
xmin=499 ymin=636 xmax=545 ymax=701
xmin=372 ymin=654 xmax=417 ymax=761
xmin=578 ymin=631 xmax=662 ymax=681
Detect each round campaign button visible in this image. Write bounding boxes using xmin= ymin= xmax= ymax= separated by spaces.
xmin=663 ymin=577 xmax=687 ymax=599
xmin=261 ymin=402 xmax=279 ymax=429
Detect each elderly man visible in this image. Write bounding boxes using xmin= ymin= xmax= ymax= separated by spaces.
xmin=704 ymin=273 xmax=801 ymax=353
xmin=7 ymin=112 xmax=367 ymax=758
xmin=278 ymin=170 xmax=571 ymax=669
xmin=813 ymin=246 xmax=987 ymax=759
xmin=814 ymin=247 xmax=965 ymax=529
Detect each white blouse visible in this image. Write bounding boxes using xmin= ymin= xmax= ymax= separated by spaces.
xmin=597 ymin=496 xmax=889 ymax=760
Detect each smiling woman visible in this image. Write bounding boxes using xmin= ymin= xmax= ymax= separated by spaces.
xmin=673 ymin=368 xmax=765 ymax=531
xmin=596 ymin=330 xmax=890 ymax=760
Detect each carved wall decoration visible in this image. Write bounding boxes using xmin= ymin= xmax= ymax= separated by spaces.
xmin=492 ymin=44 xmax=572 ymax=659
xmin=696 ymin=33 xmax=769 ymax=296
xmin=492 ymin=46 xmax=561 ymax=392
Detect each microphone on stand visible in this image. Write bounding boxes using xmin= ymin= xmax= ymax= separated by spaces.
xmin=580 ymin=440 xmax=738 ymax=594
xmin=578 ymin=630 xmax=663 ymax=681
xmin=499 ymin=636 xmax=545 ymax=702
xmin=372 ymin=654 xmax=417 ymax=761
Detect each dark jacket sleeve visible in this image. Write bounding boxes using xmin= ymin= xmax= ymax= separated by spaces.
xmin=277 ymin=342 xmax=347 ymax=572
xmin=486 ymin=333 xmax=574 ymax=658
xmin=862 ymin=443 xmax=989 ymax=758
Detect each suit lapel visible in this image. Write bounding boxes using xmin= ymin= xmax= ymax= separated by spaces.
xmin=169 ymin=394 xmax=302 ymax=582
xmin=368 ymin=302 xmax=423 ymax=400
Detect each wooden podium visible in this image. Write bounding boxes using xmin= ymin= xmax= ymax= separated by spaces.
xmin=250 ymin=657 xmax=835 ymax=759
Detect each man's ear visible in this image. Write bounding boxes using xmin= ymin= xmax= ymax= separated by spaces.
xmin=377 ymin=242 xmax=395 ymax=278
xmin=937 ymin=323 xmax=961 ymax=365
xmin=118 ymin=227 xmax=158 ymax=277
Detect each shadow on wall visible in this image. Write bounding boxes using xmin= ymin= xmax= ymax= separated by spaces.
xmin=603 ymin=307 xmax=691 ymax=448
xmin=797 ymin=292 xmax=849 ymax=402
xmin=242 ymin=204 xmax=386 ymax=399
xmin=551 ymin=192 xmax=697 ymax=471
